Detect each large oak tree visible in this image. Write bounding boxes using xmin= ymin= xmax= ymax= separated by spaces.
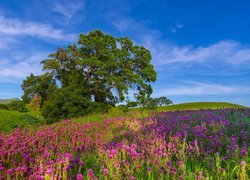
xmin=22 ymin=30 xmax=157 ymax=122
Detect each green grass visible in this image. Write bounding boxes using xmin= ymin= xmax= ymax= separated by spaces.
xmin=0 ymin=98 xmax=19 ymax=104
xmin=0 ymin=109 xmax=44 ymax=133
xmin=156 ymin=102 xmax=247 ymax=112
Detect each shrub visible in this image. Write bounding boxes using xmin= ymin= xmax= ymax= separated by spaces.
xmin=7 ymin=100 xmax=28 ymax=112
xmin=41 ymin=87 xmax=110 ymax=124
xmin=0 ymin=104 xmax=8 ymax=110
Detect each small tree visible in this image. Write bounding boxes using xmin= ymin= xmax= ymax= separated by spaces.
xmin=156 ymin=97 xmax=173 ymax=106
xmin=0 ymin=104 xmax=8 ymax=110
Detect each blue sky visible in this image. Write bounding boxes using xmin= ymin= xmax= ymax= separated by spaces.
xmin=0 ymin=0 xmax=250 ymax=106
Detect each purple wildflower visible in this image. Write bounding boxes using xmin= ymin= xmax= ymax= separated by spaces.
xmin=241 ymin=147 xmax=247 ymax=156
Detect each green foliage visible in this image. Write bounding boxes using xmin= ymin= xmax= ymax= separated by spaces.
xmin=42 ymin=30 xmax=156 ymax=103
xmin=31 ymin=30 xmax=156 ymax=122
xmin=7 ymin=100 xmax=28 ymax=112
xmin=0 ymin=104 xmax=8 ymax=110
xmin=41 ymin=86 xmax=111 ymax=124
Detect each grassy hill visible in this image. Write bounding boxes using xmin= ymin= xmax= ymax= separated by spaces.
xmin=157 ymin=102 xmax=246 ymax=112
xmin=0 ymin=98 xmax=19 ymax=104
xmin=0 ymin=101 xmax=247 ymax=133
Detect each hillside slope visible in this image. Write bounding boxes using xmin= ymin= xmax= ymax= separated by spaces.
xmin=157 ymin=102 xmax=246 ymax=112
xmin=0 ymin=101 xmax=247 ymax=133
xmin=0 ymin=98 xmax=19 ymax=104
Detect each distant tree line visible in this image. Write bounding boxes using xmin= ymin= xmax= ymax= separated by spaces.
xmin=119 ymin=96 xmax=173 ymax=112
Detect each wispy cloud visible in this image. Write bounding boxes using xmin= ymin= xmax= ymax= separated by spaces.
xmin=109 ymin=14 xmax=250 ymax=68
xmin=141 ymin=37 xmax=250 ymax=65
xmin=110 ymin=17 xmax=161 ymax=40
xmin=108 ymin=14 xmax=250 ymax=83
xmin=0 ymin=16 xmax=77 ymax=41
xmin=154 ymin=81 xmax=250 ymax=96
xmin=53 ymin=0 xmax=85 ymax=19
xmin=170 ymin=22 xmax=184 ymax=33
xmin=111 ymin=18 xmax=134 ymax=32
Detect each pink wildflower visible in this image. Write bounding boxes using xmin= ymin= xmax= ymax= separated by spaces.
xmin=241 ymin=161 xmax=246 ymax=166
xmin=88 ymin=169 xmax=95 ymax=177
xmin=0 ymin=163 xmax=3 ymax=171
xmin=76 ymin=174 xmax=83 ymax=180
xmin=46 ymin=168 xmax=53 ymax=175
xmin=116 ymin=163 xmax=120 ymax=168
xmin=7 ymin=168 xmax=14 ymax=174
xmin=178 ymin=160 xmax=183 ymax=166
xmin=103 ymin=169 xmax=109 ymax=176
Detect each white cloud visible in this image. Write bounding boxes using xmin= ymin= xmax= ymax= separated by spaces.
xmin=154 ymin=81 xmax=250 ymax=96
xmin=53 ymin=0 xmax=85 ymax=19
xmin=0 ymin=16 xmax=77 ymax=41
xmin=0 ymin=52 xmax=49 ymax=81
xmin=0 ymin=61 xmax=41 ymax=79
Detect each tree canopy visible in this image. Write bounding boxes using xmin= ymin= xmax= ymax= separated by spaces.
xmin=22 ymin=30 xmax=157 ymax=122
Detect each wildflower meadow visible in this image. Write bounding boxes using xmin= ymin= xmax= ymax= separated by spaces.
xmin=0 ymin=108 xmax=249 ymax=179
